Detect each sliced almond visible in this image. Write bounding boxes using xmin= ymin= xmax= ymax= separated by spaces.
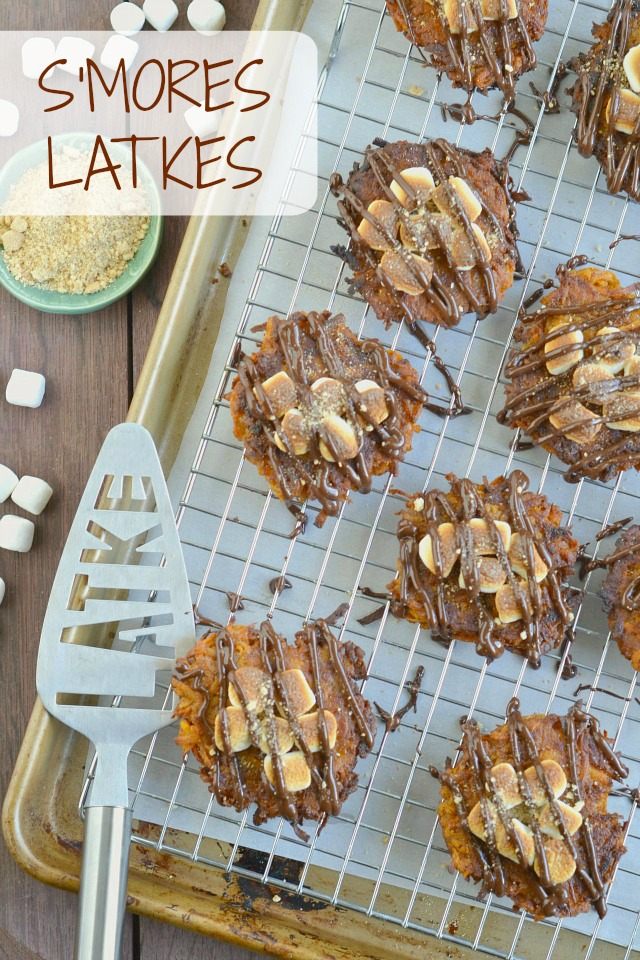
xmin=607 ymin=88 xmax=640 ymax=135
xmin=390 ymin=167 xmax=435 ymax=207
xmin=214 ymin=706 xmax=251 ymax=753
xmin=544 ymin=326 xmax=584 ymax=376
xmin=296 ymin=710 xmax=338 ymax=752
xmin=604 ymin=391 xmax=640 ymax=431
xmin=418 ymin=521 xmax=458 ymax=577
xmin=318 ymin=414 xmax=360 ymax=463
xmin=468 ymin=801 xmax=534 ymax=865
xmin=538 ymin=798 xmax=583 ymax=839
xmin=277 ymin=668 xmax=316 ymax=717
xmin=310 ymin=376 xmax=346 ymax=413
xmin=355 ymin=379 xmax=389 ymax=424
xmin=228 ymin=667 xmax=272 ymax=712
xmin=460 ymin=556 xmax=507 ymax=593
xmin=495 ymin=580 xmax=532 ymax=624
xmin=379 ymin=249 xmax=433 ymax=295
xmin=572 ymin=361 xmax=615 ymax=400
xmin=275 ymin=407 xmax=310 ymax=456
xmin=624 ymin=43 xmax=640 ymax=94
xmin=490 ymin=762 xmax=522 ymax=808
xmin=443 ymin=0 xmax=478 ymax=35
xmin=451 ymin=224 xmax=491 ymax=269
xmin=449 ymin=176 xmax=482 ymax=221
xmin=256 ymin=371 xmax=297 ymax=419
xmin=624 ymin=354 xmax=640 ymax=378
xmin=523 ymin=759 xmax=567 ymax=805
xmin=548 ymin=397 xmax=601 ymax=445
xmin=508 ymin=533 xmax=549 ymax=583
xmin=534 ymin=838 xmax=576 ymax=884
xmin=257 ymin=716 xmax=295 ymax=755
xmin=480 ymin=0 xmax=518 ymax=19
xmin=399 ymin=212 xmax=452 ymax=252
xmin=468 ymin=518 xmax=511 ymax=555
xmin=357 ymin=199 xmax=397 ymax=251
xmin=497 ymin=818 xmax=535 ymax=865
xmin=468 ymin=798 xmax=495 ymax=842
xmin=264 ymin=750 xmax=311 ymax=793
xmin=592 ymin=326 xmax=636 ymax=374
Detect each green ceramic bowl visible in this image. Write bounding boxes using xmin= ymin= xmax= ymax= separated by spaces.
xmin=0 ymin=133 xmax=163 ymax=315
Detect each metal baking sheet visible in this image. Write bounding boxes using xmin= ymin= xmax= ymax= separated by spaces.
xmin=84 ymin=0 xmax=640 ymax=956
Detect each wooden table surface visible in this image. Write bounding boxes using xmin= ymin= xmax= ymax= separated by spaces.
xmin=0 ymin=2 xmax=260 ymax=958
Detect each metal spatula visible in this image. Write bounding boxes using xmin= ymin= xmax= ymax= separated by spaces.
xmin=36 ymin=423 xmax=195 ymax=960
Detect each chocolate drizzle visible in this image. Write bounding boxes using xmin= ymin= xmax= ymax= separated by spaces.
xmin=391 ymin=471 xmax=576 ymax=665
xmin=374 ymin=666 xmax=424 ymax=733
xmin=432 ymin=698 xmax=628 ymax=916
xmin=330 ymin=139 xmax=518 ymax=333
xmin=571 ymin=0 xmax=640 ymax=200
xmin=392 ymin=0 xmax=537 ymax=104
xmin=173 ymin=621 xmax=376 ymax=838
xmin=593 ymin=525 xmax=640 ymax=610
xmin=499 ymin=268 xmax=640 ymax=483
xmin=236 ymin=310 xmax=426 ymax=524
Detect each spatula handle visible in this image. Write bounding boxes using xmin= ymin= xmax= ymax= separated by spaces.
xmin=74 ymin=806 xmax=133 ymax=960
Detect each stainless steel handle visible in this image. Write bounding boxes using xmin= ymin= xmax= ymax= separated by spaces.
xmin=74 ymin=806 xmax=133 ymax=960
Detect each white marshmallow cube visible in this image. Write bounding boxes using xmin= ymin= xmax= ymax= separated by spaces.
xmin=0 ymin=578 xmax=5 ymax=606
xmin=0 ymin=100 xmax=19 ymax=138
xmin=100 ymin=35 xmax=139 ymax=73
xmin=187 ymin=0 xmax=226 ymax=35
xmin=55 ymin=37 xmax=96 ymax=77
xmin=11 ymin=476 xmax=53 ymax=516
xmin=0 ymin=515 xmax=35 ymax=553
xmin=0 ymin=465 xmax=18 ymax=503
xmin=143 ymin=0 xmax=179 ymax=32
xmin=21 ymin=37 xmax=56 ymax=81
xmin=6 ymin=369 xmax=46 ymax=408
xmin=110 ymin=2 xmax=146 ymax=35
xmin=185 ymin=99 xmax=222 ymax=138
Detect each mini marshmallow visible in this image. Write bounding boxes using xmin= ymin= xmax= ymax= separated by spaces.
xmin=55 ymin=36 xmax=96 ymax=77
xmin=0 ymin=515 xmax=35 ymax=553
xmin=21 ymin=37 xmax=56 ymax=81
xmin=187 ymin=0 xmax=226 ymax=35
xmin=6 ymin=369 xmax=46 ymax=408
xmin=0 ymin=100 xmax=19 ymax=138
xmin=185 ymin=99 xmax=222 ymax=138
xmin=0 ymin=465 xmax=18 ymax=503
xmin=11 ymin=476 xmax=53 ymax=516
xmin=110 ymin=2 xmax=146 ymax=35
xmin=143 ymin=0 xmax=179 ymax=32
xmin=100 ymin=35 xmax=139 ymax=73
xmin=0 ymin=578 xmax=5 ymax=606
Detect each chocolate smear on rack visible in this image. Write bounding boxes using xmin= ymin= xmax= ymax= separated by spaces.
xmin=432 ymin=697 xmax=628 ymax=917
xmin=322 ymin=601 xmax=350 ymax=628
xmin=596 ymin=516 xmax=632 ymax=541
xmin=357 ymin=605 xmax=386 ymax=626
xmin=375 ymin=665 xmax=424 ymax=733
xmin=530 ymin=62 xmax=568 ymax=114
xmin=269 ymin=575 xmax=292 ymax=596
xmin=226 ymin=591 xmax=245 ymax=613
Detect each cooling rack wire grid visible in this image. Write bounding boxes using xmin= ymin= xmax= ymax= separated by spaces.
xmin=81 ymin=0 xmax=640 ymax=957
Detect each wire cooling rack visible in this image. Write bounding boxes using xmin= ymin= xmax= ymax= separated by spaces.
xmin=83 ymin=0 xmax=640 ymax=956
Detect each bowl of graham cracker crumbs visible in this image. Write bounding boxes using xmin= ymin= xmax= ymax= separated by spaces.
xmin=0 ymin=133 xmax=163 ymax=314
